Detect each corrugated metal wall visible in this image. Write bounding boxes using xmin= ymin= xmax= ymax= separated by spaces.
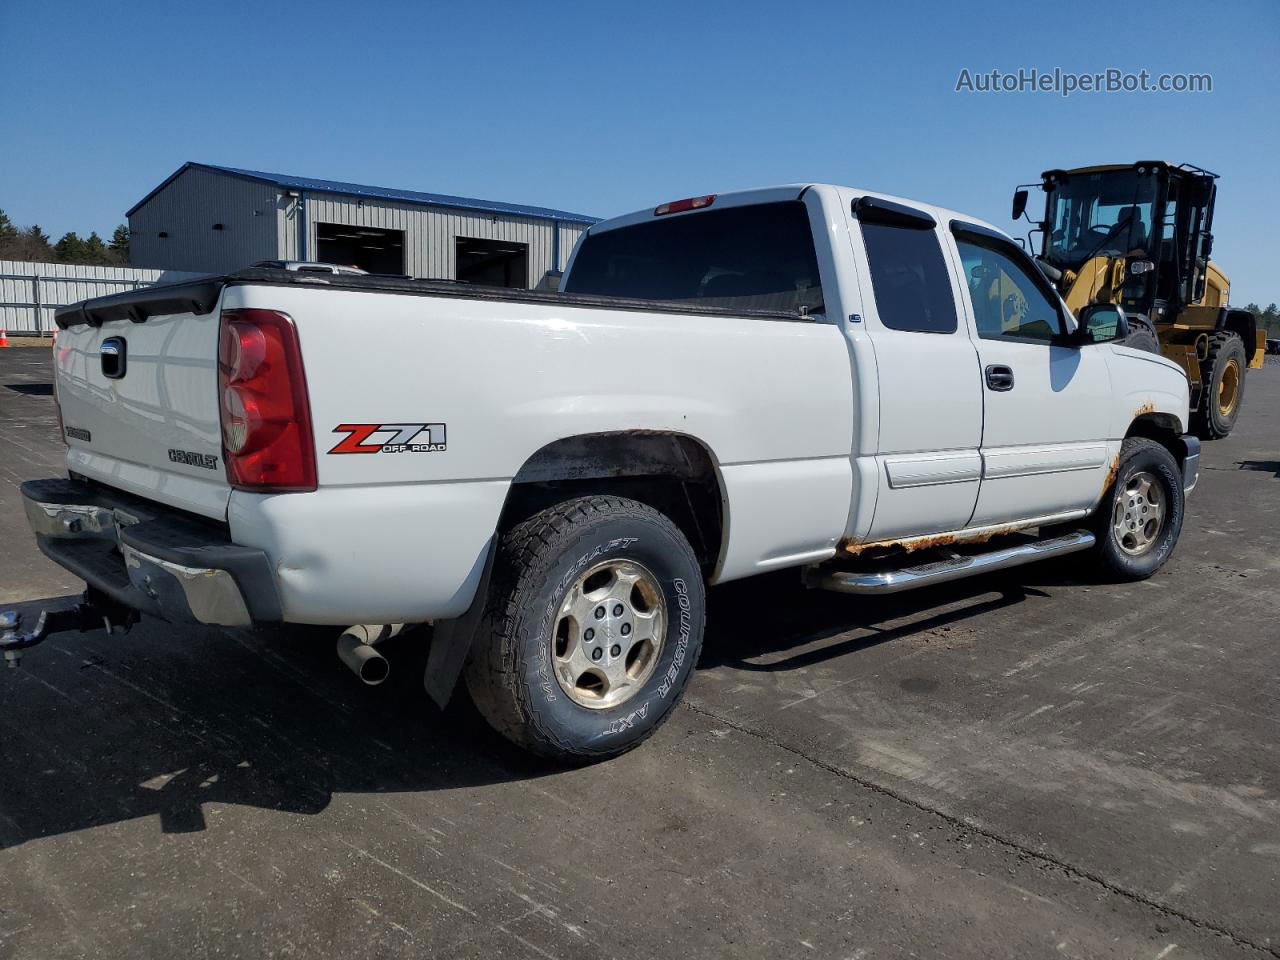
xmin=281 ymin=192 xmax=588 ymax=283
xmin=0 ymin=260 xmax=204 ymax=333
xmin=131 ymin=168 xmax=592 ymax=285
xmin=129 ymin=167 xmax=279 ymax=273
xmin=559 ymin=223 xmax=588 ymax=272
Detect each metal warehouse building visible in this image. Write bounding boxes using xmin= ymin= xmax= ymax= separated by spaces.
xmin=127 ymin=162 xmax=598 ymax=288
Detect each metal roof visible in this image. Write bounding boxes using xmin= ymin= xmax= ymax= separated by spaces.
xmin=127 ymin=162 xmax=600 ymax=224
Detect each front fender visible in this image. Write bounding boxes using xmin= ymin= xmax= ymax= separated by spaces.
xmin=1105 ymin=345 xmax=1190 ymax=437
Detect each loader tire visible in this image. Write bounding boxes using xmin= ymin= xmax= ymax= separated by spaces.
xmin=1123 ymin=315 xmax=1160 ymax=354
xmin=465 ymin=495 xmax=705 ymax=763
xmin=1091 ymin=437 xmax=1185 ymax=582
xmin=1193 ymin=332 xmax=1247 ymax=439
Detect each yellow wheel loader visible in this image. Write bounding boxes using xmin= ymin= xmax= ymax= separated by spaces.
xmin=1012 ymin=162 xmax=1264 ymax=438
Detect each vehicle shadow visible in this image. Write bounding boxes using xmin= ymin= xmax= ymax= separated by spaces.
xmin=699 ymin=567 xmax=1047 ymax=672
xmin=0 ymin=595 xmax=553 ymax=849
xmin=3 ymin=383 xmax=54 ymax=397
xmin=1238 ymin=459 xmax=1280 ymax=478
xmin=1 ymin=555 xmax=1086 ymax=848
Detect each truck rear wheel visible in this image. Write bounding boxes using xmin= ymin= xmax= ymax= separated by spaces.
xmin=1194 ymin=332 xmax=1247 ymax=439
xmin=1091 ymin=438 xmax=1185 ymax=581
xmin=465 ymin=495 xmax=705 ymax=762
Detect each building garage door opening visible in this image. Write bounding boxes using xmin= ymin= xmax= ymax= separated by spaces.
xmin=316 ymin=223 xmax=405 ymax=275
xmin=456 ymin=238 xmax=529 ymax=288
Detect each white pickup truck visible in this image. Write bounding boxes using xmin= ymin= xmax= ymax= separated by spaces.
xmin=7 ymin=184 xmax=1200 ymax=761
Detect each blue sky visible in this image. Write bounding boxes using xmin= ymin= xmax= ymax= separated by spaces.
xmin=2 ymin=0 xmax=1277 ymax=304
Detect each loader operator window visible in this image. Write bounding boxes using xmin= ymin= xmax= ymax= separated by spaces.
xmin=860 ymin=222 xmax=957 ymax=334
xmin=957 ymin=237 xmax=1063 ymax=343
xmin=563 ymin=201 xmax=823 ymax=316
xmin=1045 ymin=170 xmax=1157 ymax=269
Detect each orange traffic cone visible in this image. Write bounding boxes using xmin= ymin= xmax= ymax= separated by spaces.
xmin=0 ymin=329 xmax=10 ymax=348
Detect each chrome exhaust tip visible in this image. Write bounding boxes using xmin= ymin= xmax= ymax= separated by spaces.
xmin=336 ymin=631 xmax=391 ymax=686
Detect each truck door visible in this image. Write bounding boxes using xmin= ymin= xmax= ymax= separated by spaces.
xmin=851 ymin=197 xmax=984 ymax=542
xmin=950 ymin=223 xmax=1116 ymax=527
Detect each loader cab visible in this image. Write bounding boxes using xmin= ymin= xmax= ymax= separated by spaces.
xmin=1026 ymin=162 xmax=1218 ymax=320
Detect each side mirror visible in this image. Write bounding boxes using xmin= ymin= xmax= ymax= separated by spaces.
xmin=1076 ymin=303 xmax=1129 ymax=344
xmin=1012 ymin=189 xmax=1029 ymax=221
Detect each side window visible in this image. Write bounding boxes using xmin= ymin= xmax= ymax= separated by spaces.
xmin=955 ymin=237 xmax=1063 ymax=342
xmin=861 ymin=222 xmax=958 ymax=334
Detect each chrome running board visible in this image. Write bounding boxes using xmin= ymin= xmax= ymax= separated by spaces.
xmin=807 ymin=530 xmax=1096 ymax=595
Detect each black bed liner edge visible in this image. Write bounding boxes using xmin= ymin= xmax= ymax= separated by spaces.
xmin=54 ymin=267 xmax=813 ymax=329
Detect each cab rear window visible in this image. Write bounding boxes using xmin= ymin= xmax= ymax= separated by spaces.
xmin=564 ymin=201 xmax=823 ymax=315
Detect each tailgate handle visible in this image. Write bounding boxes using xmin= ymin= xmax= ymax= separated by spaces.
xmin=101 ymin=338 xmax=127 ymax=379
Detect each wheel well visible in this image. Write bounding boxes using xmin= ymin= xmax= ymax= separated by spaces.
xmin=1125 ymin=414 xmax=1184 ymax=463
xmin=499 ymin=432 xmax=725 ymax=572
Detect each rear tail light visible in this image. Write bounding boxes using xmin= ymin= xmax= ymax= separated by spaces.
xmin=654 ymin=194 xmax=716 ymax=216
xmin=217 ymin=309 xmax=316 ymax=492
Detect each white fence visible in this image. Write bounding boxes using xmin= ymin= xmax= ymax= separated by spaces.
xmin=0 ymin=260 xmax=205 ymax=335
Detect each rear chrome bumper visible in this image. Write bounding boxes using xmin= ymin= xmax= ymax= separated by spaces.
xmin=1180 ymin=435 xmax=1201 ymax=495
xmin=21 ymin=478 xmax=280 ymax=627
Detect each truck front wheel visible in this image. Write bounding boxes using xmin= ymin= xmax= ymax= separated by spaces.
xmin=465 ymin=495 xmax=705 ymax=762
xmin=1091 ymin=438 xmax=1185 ymax=581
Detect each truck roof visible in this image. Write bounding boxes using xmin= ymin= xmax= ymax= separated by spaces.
xmin=587 ymin=183 xmax=1008 ymax=241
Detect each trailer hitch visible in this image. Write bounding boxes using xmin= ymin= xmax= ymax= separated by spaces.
xmin=1 ymin=592 xmax=138 ymax=668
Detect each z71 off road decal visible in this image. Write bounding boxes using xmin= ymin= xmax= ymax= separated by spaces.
xmin=329 ymin=423 xmax=447 ymax=454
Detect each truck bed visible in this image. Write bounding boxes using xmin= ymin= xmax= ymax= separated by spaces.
xmin=54 ymin=266 xmax=813 ymax=329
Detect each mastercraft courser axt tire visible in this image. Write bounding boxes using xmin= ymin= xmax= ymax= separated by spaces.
xmin=465 ymin=495 xmax=706 ymax=762
xmin=1193 ymin=332 xmax=1248 ymax=439
xmin=1091 ymin=437 xmax=1185 ymax=582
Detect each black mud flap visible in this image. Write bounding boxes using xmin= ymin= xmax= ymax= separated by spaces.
xmin=423 ymin=540 xmax=496 ymax=708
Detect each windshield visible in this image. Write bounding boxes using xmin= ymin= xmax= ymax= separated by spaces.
xmin=563 ymin=201 xmax=823 ymax=314
xmin=1045 ymin=169 xmax=1159 ymax=269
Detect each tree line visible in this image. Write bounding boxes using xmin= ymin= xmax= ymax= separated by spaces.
xmin=0 ymin=208 xmax=130 ymax=266
xmin=1242 ymin=304 xmax=1280 ymax=338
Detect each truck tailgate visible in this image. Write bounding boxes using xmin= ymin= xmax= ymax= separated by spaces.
xmin=55 ymin=304 xmax=230 ymax=520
